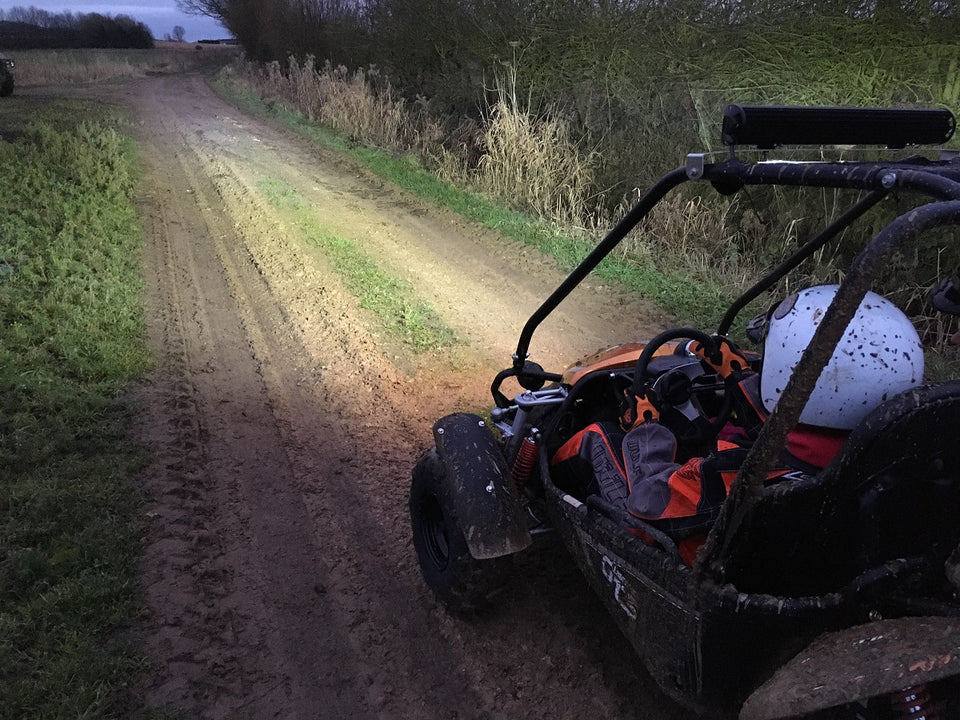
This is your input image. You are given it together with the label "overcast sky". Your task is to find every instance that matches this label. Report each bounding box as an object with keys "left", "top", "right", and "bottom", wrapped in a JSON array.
[{"left": 0, "top": 1, "right": 230, "bottom": 41}]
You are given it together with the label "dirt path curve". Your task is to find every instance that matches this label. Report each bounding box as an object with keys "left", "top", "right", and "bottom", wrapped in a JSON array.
[{"left": 124, "top": 71, "right": 685, "bottom": 719}]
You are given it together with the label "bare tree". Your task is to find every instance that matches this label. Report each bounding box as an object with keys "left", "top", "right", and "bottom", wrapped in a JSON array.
[
  {"left": 172, "top": 25, "right": 187, "bottom": 41},
  {"left": 176, "top": 0, "right": 231, "bottom": 19}
]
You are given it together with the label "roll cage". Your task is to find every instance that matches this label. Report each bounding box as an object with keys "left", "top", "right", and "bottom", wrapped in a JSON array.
[{"left": 490, "top": 103, "right": 960, "bottom": 590}]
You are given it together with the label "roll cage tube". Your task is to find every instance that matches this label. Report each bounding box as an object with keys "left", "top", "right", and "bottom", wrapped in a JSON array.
[
  {"left": 496, "top": 103, "right": 960, "bottom": 396},
  {"left": 710, "top": 158, "right": 960, "bottom": 333},
  {"left": 498, "top": 110, "right": 960, "bottom": 403},
  {"left": 702, "top": 159, "right": 960, "bottom": 200},
  {"left": 491, "top": 166, "right": 691, "bottom": 406},
  {"left": 695, "top": 199, "right": 960, "bottom": 590}
]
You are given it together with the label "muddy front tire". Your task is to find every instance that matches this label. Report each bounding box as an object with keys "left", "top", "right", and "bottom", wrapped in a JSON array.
[{"left": 409, "top": 447, "right": 508, "bottom": 614}]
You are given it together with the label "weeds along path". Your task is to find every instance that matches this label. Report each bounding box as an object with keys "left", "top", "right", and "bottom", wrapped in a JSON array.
[{"left": 126, "top": 72, "right": 683, "bottom": 719}]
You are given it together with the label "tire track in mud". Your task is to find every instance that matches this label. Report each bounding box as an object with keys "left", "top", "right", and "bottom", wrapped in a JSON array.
[
  {"left": 173, "top": 126, "right": 502, "bottom": 718},
  {"left": 136, "top": 135, "right": 360, "bottom": 716},
  {"left": 179, "top": 79, "right": 669, "bottom": 376},
  {"left": 129, "top": 74, "right": 688, "bottom": 720}
]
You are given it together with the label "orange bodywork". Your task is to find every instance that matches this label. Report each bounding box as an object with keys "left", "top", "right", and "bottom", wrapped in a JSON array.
[{"left": 562, "top": 341, "right": 682, "bottom": 386}]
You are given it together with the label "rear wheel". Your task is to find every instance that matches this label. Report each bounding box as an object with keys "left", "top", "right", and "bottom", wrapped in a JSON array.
[
  {"left": 0, "top": 72, "right": 12, "bottom": 97},
  {"left": 409, "top": 447, "right": 508, "bottom": 614}
]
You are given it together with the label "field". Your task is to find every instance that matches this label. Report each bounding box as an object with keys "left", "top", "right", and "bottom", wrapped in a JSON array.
[
  {"left": 0, "top": 94, "right": 150, "bottom": 717},
  {"left": 8, "top": 42, "right": 236, "bottom": 86}
]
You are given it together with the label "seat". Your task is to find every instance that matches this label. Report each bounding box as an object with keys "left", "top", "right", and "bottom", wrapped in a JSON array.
[{"left": 719, "top": 381, "right": 960, "bottom": 596}]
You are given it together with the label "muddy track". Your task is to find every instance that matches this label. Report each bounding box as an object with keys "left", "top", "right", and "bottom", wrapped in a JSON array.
[{"left": 117, "top": 73, "right": 686, "bottom": 719}]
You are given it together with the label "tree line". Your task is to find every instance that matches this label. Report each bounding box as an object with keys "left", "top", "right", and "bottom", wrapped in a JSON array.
[
  {"left": 0, "top": 6, "right": 153, "bottom": 49},
  {"left": 177, "top": 0, "right": 959, "bottom": 69},
  {"left": 176, "top": 0, "right": 960, "bottom": 195},
  {"left": 175, "top": 0, "right": 960, "bottom": 116}
]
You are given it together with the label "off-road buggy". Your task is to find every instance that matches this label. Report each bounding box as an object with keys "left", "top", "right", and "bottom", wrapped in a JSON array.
[
  {"left": 409, "top": 105, "right": 960, "bottom": 718},
  {"left": 0, "top": 53, "right": 14, "bottom": 97}
]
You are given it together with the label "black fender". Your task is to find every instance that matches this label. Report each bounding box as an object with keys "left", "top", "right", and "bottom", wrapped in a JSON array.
[
  {"left": 739, "top": 616, "right": 960, "bottom": 719},
  {"left": 431, "top": 412, "right": 532, "bottom": 560}
]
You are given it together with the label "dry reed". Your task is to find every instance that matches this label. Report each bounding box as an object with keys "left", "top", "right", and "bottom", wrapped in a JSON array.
[
  {"left": 252, "top": 56, "right": 442, "bottom": 156},
  {"left": 470, "top": 63, "right": 597, "bottom": 225}
]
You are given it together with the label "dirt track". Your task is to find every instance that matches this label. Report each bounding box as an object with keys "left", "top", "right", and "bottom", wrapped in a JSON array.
[{"left": 107, "top": 72, "right": 688, "bottom": 719}]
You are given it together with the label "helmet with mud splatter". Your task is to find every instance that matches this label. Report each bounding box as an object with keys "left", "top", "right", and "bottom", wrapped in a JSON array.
[{"left": 760, "top": 284, "right": 924, "bottom": 430}]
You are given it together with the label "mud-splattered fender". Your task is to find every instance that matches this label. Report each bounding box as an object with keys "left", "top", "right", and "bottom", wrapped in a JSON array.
[
  {"left": 432, "top": 413, "right": 532, "bottom": 560},
  {"left": 740, "top": 616, "right": 960, "bottom": 719}
]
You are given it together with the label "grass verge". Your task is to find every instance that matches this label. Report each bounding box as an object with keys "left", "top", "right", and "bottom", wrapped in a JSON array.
[
  {"left": 258, "top": 178, "right": 459, "bottom": 352},
  {"left": 0, "top": 99, "right": 151, "bottom": 718},
  {"left": 212, "top": 71, "right": 734, "bottom": 330}
]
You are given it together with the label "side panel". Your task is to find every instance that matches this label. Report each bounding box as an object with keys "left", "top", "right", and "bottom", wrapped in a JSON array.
[
  {"left": 543, "top": 484, "right": 833, "bottom": 714},
  {"left": 544, "top": 497, "right": 717, "bottom": 712},
  {"left": 433, "top": 413, "right": 532, "bottom": 559}
]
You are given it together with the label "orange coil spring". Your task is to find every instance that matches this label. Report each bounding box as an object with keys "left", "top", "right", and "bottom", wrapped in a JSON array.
[
  {"left": 890, "top": 685, "right": 939, "bottom": 720},
  {"left": 509, "top": 436, "right": 538, "bottom": 488}
]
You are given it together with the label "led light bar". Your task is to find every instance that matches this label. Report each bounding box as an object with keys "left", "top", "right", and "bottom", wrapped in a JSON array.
[{"left": 722, "top": 104, "right": 956, "bottom": 149}]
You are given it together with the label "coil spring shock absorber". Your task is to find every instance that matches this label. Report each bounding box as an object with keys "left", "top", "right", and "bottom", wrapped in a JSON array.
[
  {"left": 890, "top": 684, "right": 939, "bottom": 720},
  {"left": 509, "top": 431, "right": 538, "bottom": 490}
]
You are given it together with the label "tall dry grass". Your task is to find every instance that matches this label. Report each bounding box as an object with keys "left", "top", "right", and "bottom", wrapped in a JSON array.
[
  {"left": 616, "top": 193, "right": 751, "bottom": 280},
  {"left": 250, "top": 56, "right": 442, "bottom": 157},
  {"left": 472, "top": 63, "right": 597, "bottom": 226},
  {"left": 235, "top": 56, "right": 598, "bottom": 228},
  {"left": 228, "top": 55, "right": 853, "bottom": 295}
]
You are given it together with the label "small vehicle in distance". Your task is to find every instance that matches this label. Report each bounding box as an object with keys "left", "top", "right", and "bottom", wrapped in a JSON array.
[
  {"left": 0, "top": 53, "right": 14, "bottom": 97},
  {"left": 409, "top": 104, "right": 960, "bottom": 718}
]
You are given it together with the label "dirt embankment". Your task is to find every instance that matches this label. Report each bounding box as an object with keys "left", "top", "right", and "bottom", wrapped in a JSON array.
[{"left": 105, "top": 72, "right": 685, "bottom": 719}]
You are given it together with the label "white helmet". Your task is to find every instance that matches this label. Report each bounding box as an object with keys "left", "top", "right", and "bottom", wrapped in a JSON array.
[{"left": 761, "top": 285, "right": 923, "bottom": 430}]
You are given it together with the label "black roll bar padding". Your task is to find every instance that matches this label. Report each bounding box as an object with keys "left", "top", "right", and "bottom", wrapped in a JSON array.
[
  {"left": 491, "top": 367, "right": 517, "bottom": 408},
  {"left": 716, "top": 189, "right": 889, "bottom": 336},
  {"left": 694, "top": 199, "right": 960, "bottom": 593},
  {"left": 704, "top": 159, "right": 960, "bottom": 200},
  {"left": 885, "top": 167, "right": 960, "bottom": 201},
  {"left": 510, "top": 166, "right": 690, "bottom": 375},
  {"left": 722, "top": 105, "right": 956, "bottom": 150},
  {"left": 932, "top": 268, "right": 960, "bottom": 315}
]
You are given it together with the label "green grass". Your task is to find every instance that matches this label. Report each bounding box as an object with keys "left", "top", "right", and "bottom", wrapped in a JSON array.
[
  {"left": 0, "top": 100, "right": 151, "bottom": 718},
  {"left": 212, "top": 72, "right": 733, "bottom": 329},
  {"left": 258, "top": 178, "right": 459, "bottom": 352}
]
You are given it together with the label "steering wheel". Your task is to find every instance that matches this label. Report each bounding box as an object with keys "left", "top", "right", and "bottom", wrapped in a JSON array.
[{"left": 631, "top": 328, "right": 735, "bottom": 441}]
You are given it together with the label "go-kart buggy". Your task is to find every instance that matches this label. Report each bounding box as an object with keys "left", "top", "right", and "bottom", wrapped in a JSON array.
[{"left": 409, "top": 105, "right": 960, "bottom": 718}]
